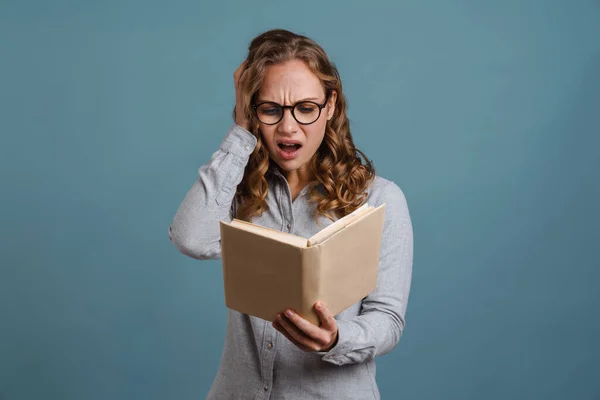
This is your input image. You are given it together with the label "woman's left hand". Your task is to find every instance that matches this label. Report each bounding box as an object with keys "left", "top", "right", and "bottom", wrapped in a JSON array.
[{"left": 272, "top": 301, "right": 338, "bottom": 352}]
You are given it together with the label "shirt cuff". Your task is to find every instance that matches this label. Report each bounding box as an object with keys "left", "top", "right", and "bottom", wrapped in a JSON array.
[
  {"left": 319, "top": 319, "right": 362, "bottom": 365},
  {"left": 219, "top": 124, "right": 257, "bottom": 158}
]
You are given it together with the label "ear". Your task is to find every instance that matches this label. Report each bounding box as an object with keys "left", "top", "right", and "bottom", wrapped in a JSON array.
[{"left": 327, "top": 90, "right": 337, "bottom": 120}]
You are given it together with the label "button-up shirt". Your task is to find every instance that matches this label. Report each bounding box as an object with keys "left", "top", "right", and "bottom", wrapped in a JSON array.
[{"left": 169, "top": 124, "right": 413, "bottom": 399}]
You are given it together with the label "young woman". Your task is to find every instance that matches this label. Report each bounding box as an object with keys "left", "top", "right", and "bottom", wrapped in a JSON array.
[{"left": 169, "top": 29, "right": 413, "bottom": 400}]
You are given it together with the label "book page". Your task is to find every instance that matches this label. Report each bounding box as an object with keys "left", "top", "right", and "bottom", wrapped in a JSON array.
[
  {"left": 307, "top": 203, "right": 372, "bottom": 247},
  {"left": 227, "top": 219, "right": 308, "bottom": 248}
]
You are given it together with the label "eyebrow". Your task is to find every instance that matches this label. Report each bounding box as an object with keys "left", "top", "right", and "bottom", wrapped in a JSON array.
[{"left": 256, "top": 97, "right": 321, "bottom": 104}]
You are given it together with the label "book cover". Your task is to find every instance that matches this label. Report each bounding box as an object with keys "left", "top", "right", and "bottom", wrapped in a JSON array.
[{"left": 219, "top": 204, "right": 386, "bottom": 325}]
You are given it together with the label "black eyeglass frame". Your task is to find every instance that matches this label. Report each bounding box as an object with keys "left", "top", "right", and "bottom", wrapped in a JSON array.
[{"left": 251, "top": 93, "right": 331, "bottom": 125}]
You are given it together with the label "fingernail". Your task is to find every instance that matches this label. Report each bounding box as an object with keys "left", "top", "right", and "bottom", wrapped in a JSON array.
[
  {"left": 316, "top": 302, "right": 322, "bottom": 310},
  {"left": 285, "top": 310, "right": 293, "bottom": 318}
]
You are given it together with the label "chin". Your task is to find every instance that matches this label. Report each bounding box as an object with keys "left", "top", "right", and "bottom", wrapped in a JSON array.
[{"left": 273, "top": 159, "right": 301, "bottom": 172}]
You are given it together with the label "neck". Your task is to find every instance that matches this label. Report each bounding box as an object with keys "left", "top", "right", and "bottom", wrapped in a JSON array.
[
  {"left": 285, "top": 169, "right": 311, "bottom": 188},
  {"left": 280, "top": 164, "right": 315, "bottom": 199}
]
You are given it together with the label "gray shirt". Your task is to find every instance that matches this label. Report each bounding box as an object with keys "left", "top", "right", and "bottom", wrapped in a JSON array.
[{"left": 169, "top": 124, "right": 413, "bottom": 399}]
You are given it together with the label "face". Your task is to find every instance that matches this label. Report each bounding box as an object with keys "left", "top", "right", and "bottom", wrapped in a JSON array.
[{"left": 256, "top": 59, "right": 336, "bottom": 177}]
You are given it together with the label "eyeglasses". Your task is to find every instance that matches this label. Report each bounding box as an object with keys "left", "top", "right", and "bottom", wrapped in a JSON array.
[{"left": 252, "top": 93, "right": 330, "bottom": 125}]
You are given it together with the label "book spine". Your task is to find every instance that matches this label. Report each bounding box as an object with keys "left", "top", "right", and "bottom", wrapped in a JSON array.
[{"left": 300, "top": 246, "right": 323, "bottom": 326}]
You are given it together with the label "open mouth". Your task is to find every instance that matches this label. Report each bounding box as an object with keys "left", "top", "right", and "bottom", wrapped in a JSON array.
[
  {"left": 277, "top": 142, "right": 302, "bottom": 153},
  {"left": 276, "top": 141, "right": 303, "bottom": 160}
]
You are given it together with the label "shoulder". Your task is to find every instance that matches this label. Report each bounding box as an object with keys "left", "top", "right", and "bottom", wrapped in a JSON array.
[
  {"left": 365, "top": 176, "right": 413, "bottom": 244},
  {"left": 367, "top": 175, "right": 409, "bottom": 210}
]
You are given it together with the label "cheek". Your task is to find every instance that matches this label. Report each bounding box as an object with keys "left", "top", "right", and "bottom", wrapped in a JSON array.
[
  {"left": 259, "top": 127, "right": 275, "bottom": 147},
  {"left": 306, "top": 123, "right": 327, "bottom": 149}
]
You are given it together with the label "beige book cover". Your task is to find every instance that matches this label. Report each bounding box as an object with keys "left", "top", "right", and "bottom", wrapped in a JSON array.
[{"left": 219, "top": 203, "right": 386, "bottom": 326}]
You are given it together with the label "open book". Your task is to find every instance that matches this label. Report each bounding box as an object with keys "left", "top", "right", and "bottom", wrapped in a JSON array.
[{"left": 219, "top": 203, "right": 386, "bottom": 325}]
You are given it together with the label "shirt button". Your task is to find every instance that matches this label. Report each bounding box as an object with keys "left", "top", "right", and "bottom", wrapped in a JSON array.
[
  {"left": 263, "top": 386, "right": 269, "bottom": 391},
  {"left": 286, "top": 223, "right": 291, "bottom": 230},
  {"left": 245, "top": 145, "right": 251, "bottom": 152},
  {"left": 267, "top": 342, "right": 273, "bottom": 349}
]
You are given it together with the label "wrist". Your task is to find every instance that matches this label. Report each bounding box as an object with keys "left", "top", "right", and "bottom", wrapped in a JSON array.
[
  {"left": 233, "top": 109, "right": 250, "bottom": 131},
  {"left": 322, "top": 329, "right": 339, "bottom": 352}
]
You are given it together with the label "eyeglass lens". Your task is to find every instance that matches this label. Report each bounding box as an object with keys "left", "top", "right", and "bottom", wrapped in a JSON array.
[{"left": 255, "top": 101, "right": 322, "bottom": 125}]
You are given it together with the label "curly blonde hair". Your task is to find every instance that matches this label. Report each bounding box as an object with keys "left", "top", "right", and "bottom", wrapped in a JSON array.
[{"left": 234, "top": 29, "right": 375, "bottom": 223}]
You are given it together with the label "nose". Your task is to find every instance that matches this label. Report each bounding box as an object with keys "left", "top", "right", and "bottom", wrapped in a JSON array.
[{"left": 277, "top": 107, "right": 298, "bottom": 135}]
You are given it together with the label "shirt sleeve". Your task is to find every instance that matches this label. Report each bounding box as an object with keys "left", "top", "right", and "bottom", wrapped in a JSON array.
[
  {"left": 321, "top": 181, "right": 414, "bottom": 366},
  {"left": 168, "top": 124, "right": 257, "bottom": 260}
]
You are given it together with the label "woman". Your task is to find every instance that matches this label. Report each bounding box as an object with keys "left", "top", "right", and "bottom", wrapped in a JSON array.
[{"left": 169, "top": 29, "right": 413, "bottom": 400}]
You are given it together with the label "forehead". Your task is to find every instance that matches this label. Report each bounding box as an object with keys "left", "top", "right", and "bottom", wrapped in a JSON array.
[{"left": 258, "top": 59, "right": 324, "bottom": 101}]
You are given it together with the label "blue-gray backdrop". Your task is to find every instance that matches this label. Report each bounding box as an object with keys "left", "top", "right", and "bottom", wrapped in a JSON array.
[{"left": 1, "top": 1, "right": 599, "bottom": 399}]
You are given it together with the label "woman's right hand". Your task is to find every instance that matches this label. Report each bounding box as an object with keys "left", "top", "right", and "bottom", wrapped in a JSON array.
[{"left": 234, "top": 60, "right": 250, "bottom": 131}]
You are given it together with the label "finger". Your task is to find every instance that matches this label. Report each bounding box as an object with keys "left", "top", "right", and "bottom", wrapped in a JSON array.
[
  {"left": 314, "top": 301, "right": 337, "bottom": 331},
  {"left": 276, "top": 313, "right": 321, "bottom": 351},
  {"left": 273, "top": 319, "right": 314, "bottom": 352},
  {"left": 234, "top": 59, "right": 247, "bottom": 73},
  {"left": 236, "top": 74, "right": 246, "bottom": 92},
  {"left": 238, "top": 67, "right": 248, "bottom": 83},
  {"left": 283, "top": 309, "right": 328, "bottom": 344},
  {"left": 237, "top": 66, "right": 249, "bottom": 88},
  {"left": 234, "top": 60, "right": 249, "bottom": 83},
  {"left": 272, "top": 320, "right": 313, "bottom": 352}
]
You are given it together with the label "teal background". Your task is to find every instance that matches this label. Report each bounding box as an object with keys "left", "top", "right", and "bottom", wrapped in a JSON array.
[{"left": 1, "top": 0, "right": 599, "bottom": 399}]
